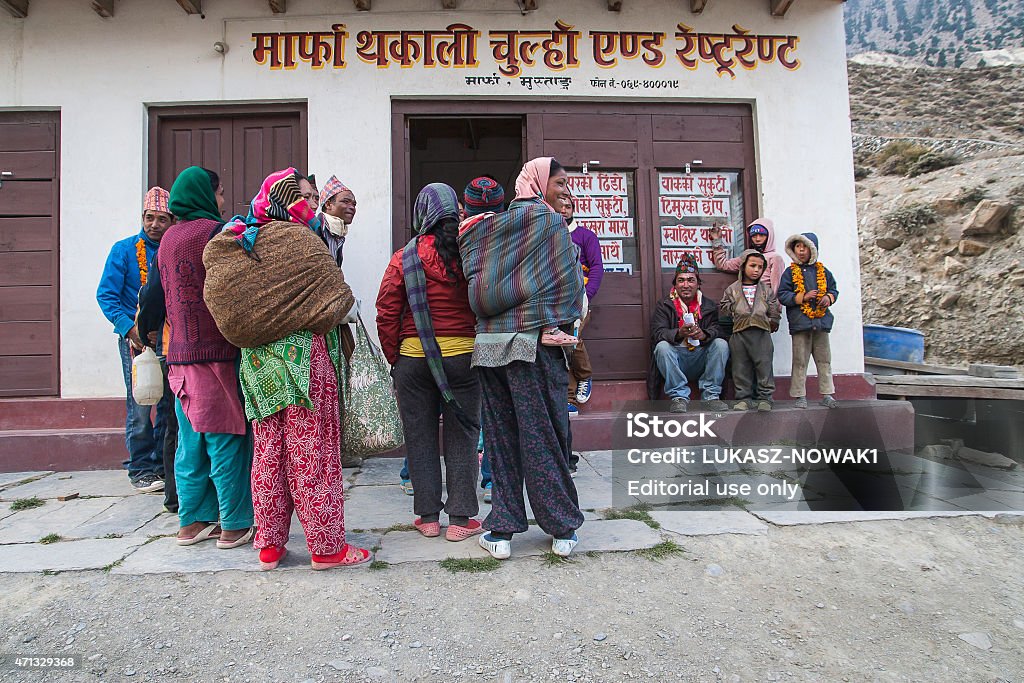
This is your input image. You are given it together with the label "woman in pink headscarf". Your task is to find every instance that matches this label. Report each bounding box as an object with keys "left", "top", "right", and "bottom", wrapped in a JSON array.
[{"left": 458, "top": 157, "right": 587, "bottom": 561}]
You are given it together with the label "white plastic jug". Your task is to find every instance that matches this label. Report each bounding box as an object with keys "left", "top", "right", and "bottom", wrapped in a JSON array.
[{"left": 132, "top": 347, "right": 163, "bottom": 405}]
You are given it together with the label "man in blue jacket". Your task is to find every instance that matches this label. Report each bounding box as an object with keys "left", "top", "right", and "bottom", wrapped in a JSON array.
[{"left": 96, "top": 187, "right": 174, "bottom": 492}]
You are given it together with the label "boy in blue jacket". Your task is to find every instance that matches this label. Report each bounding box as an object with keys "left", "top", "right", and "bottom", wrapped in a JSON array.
[{"left": 777, "top": 233, "right": 839, "bottom": 409}]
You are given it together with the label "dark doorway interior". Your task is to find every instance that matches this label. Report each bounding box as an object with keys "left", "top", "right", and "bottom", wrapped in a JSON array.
[{"left": 407, "top": 117, "right": 523, "bottom": 231}]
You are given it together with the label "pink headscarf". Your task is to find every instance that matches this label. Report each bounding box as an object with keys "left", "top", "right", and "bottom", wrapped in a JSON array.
[{"left": 514, "top": 157, "right": 557, "bottom": 210}]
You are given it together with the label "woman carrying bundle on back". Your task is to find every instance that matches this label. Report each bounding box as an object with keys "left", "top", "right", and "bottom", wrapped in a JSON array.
[
  {"left": 203, "top": 168, "right": 368, "bottom": 571},
  {"left": 459, "top": 157, "right": 587, "bottom": 560}
]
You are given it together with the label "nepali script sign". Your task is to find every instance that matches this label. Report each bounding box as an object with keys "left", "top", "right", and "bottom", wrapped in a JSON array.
[{"left": 250, "top": 21, "right": 800, "bottom": 80}]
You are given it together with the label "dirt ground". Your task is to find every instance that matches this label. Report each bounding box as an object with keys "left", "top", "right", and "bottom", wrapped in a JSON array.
[{"left": 1, "top": 515, "right": 1021, "bottom": 683}]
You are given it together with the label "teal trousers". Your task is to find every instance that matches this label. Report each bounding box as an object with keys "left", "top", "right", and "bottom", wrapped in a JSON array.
[{"left": 174, "top": 398, "right": 254, "bottom": 531}]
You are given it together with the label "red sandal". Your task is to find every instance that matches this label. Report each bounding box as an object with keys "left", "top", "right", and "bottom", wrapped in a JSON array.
[
  {"left": 414, "top": 517, "right": 441, "bottom": 538},
  {"left": 311, "top": 544, "right": 372, "bottom": 570},
  {"left": 446, "top": 518, "right": 484, "bottom": 542},
  {"left": 258, "top": 545, "right": 287, "bottom": 571}
]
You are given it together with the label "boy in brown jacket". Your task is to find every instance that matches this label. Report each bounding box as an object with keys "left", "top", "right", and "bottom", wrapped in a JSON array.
[{"left": 719, "top": 250, "right": 782, "bottom": 411}]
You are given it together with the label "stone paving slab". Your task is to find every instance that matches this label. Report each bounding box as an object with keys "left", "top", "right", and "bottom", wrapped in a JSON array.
[
  {"left": 0, "top": 471, "right": 53, "bottom": 490},
  {"left": 133, "top": 510, "right": 181, "bottom": 538},
  {"left": 350, "top": 457, "right": 404, "bottom": 486},
  {"left": 749, "top": 510, "right": 983, "bottom": 526},
  {"left": 113, "top": 530, "right": 382, "bottom": 574},
  {"left": 651, "top": 510, "right": 769, "bottom": 536},
  {"left": 376, "top": 519, "right": 661, "bottom": 565},
  {"left": 345, "top": 484, "right": 418, "bottom": 531},
  {"left": 66, "top": 495, "right": 165, "bottom": 539},
  {"left": 0, "top": 470, "right": 136, "bottom": 501},
  {"left": 0, "top": 502, "right": 14, "bottom": 523},
  {"left": 0, "top": 498, "right": 119, "bottom": 544},
  {"left": 0, "top": 538, "right": 144, "bottom": 573}
]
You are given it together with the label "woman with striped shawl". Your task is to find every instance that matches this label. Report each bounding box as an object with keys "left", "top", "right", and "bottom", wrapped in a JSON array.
[
  {"left": 375, "top": 183, "right": 483, "bottom": 542},
  {"left": 458, "top": 157, "right": 587, "bottom": 560}
]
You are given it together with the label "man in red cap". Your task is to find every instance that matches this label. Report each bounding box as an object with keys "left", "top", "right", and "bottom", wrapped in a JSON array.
[{"left": 96, "top": 186, "right": 174, "bottom": 492}]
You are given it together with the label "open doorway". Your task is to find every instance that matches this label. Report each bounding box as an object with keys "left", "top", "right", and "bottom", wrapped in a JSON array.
[{"left": 406, "top": 116, "right": 523, "bottom": 235}]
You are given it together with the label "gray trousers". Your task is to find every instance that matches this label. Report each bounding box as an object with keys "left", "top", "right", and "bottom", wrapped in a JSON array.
[
  {"left": 392, "top": 354, "right": 481, "bottom": 520},
  {"left": 790, "top": 330, "right": 834, "bottom": 398},
  {"left": 729, "top": 328, "right": 776, "bottom": 402}
]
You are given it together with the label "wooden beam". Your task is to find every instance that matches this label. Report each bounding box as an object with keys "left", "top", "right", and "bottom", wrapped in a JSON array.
[
  {"left": 91, "top": 0, "right": 113, "bottom": 17},
  {"left": 441, "top": 0, "right": 457, "bottom": 8},
  {"left": 0, "top": 0, "right": 29, "bottom": 18},
  {"left": 175, "top": 0, "right": 201, "bottom": 14},
  {"left": 607, "top": 0, "right": 622, "bottom": 10},
  {"left": 689, "top": 0, "right": 708, "bottom": 13},
  {"left": 268, "top": 0, "right": 285, "bottom": 12},
  {"left": 352, "top": 0, "right": 370, "bottom": 10},
  {"left": 770, "top": 0, "right": 795, "bottom": 16}
]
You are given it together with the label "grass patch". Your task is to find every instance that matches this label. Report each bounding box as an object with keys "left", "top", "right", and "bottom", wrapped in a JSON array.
[
  {"left": 102, "top": 559, "right": 124, "bottom": 573},
  {"left": 10, "top": 497, "right": 45, "bottom": 512},
  {"left": 882, "top": 204, "right": 937, "bottom": 236},
  {"left": 601, "top": 503, "right": 660, "bottom": 529},
  {"left": 384, "top": 523, "right": 416, "bottom": 533},
  {"left": 586, "top": 551, "right": 600, "bottom": 558},
  {"left": 439, "top": 557, "right": 501, "bottom": 573},
  {"left": 103, "top": 533, "right": 123, "bottom": 539},
  {"left": 38, "top": 533, "right": 62, "bottom": 545},
  {"left": 673, "top": 497, "right": 752, "bottom": 509},
  {"left": 955, "top": 185, "right": 988, "bottom": 206},
  {"left": 369, "top": 560, "right": 390, "bottom": 571},
  {"left": 541, "top": 551, "right": 574, "bottom": 567},
  {"left": 638, "top": 539, "right": 685, "bottom": 561}
]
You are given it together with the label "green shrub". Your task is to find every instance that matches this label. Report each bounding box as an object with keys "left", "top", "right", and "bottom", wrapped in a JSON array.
[
  {"left": 882, "top": 204, "right": 938, "bottom": 235},
  {"left": 870, "top": 141, "right": 930, "bottom": 176},
  {"left": 907, "top": 151, "right": 960, "bottom": 177}
]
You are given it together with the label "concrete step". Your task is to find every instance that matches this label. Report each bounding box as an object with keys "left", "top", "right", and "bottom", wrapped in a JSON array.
[
  {"left": 569, "top": 399, "right": 915, "bottom": 453},
  {"left": 0, "top": 428, "right": 124, "bottom": 472},
  {"left": 0, "top": 397, "right": 123, "bottom": 430}
]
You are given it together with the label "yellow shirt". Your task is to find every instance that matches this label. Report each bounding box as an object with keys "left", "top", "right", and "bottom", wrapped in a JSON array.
[{"left": 400, "top": 336, "right": 476, "bottom": 358}]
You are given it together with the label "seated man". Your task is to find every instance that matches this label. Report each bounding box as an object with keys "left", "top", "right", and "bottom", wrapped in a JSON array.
[{"left": 648, "top": 255, "right": 729, "bottom": 413}]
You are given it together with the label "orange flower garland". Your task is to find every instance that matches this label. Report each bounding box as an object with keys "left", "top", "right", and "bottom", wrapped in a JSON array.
[
  {"left": 790, "top": 262, "right": 829, "bottom": 319},
  {"left": 135, "top": 239, "right": 148, "bottom": 286}
]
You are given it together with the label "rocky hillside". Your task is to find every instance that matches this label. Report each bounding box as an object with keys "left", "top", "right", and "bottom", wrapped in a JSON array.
[
  {"left": 844, "top": 0, "right": 1024, "bottom": 67},
  {"left": 850, "top": 63, "right": 1024, "bottom": 366}
]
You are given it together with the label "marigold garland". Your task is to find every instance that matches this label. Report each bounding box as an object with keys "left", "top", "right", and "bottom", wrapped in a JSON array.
[
  {"left": 790, "top": 261, "right": 828, "bottom": 319},
  {"left": 135, "top": 239, "right": 148, "bottom": 286}
]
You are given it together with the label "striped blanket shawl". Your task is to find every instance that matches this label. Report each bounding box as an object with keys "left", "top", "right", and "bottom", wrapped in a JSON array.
[{"left": 459, "top": 197, "right": 584, "bottom": 333}]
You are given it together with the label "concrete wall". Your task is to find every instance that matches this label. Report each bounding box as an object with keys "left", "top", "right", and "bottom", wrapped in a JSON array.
[{"left": 0, "top": 0, "right": 860, "bottom": 398}]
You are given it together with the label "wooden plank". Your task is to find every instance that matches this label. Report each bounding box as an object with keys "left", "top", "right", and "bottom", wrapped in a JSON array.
[
  {"left": 544, "top": 140, "right": 638, "bottom": 167},
  {"left": 651, "top": 115, "right": 744, "bottom": 143},
  {"left": 0, "top": 218, "right": 54, "bottom": 251},
  {"left": 0, "top": 286, "right": 54, "bottom": 322},
  {"left": 0, "top": 123, "right": 55, "bottom": 152},
  {"left": 0, "top": 252, "right": 52, "bottom": 286},
  {"left": 268, "top": 0, "right": 285, "bottom": 12},
  {"left": 0, "top": 321, "right": 55, "bottom": 355},
  {"left": 91, "top": 0, "right": 114, "bottom": 17},
  {"left": 542, "top": 114, "right": 638, "bottom": 142},
  {"left": 585, "top": 305, "right": 644, "bottom": 340},
  {"left": 863, "top": 356, "right": 965, "bottom": 375},
  {"left": 874, "top": 384, "right": 1024, "bottom": 401},
  {"left": 0, "top": 0, "right": 28, "bottom": 18},
  {"left": 586, "top": 338, "right": 649, "bottom": 380},
  {"left": 0, "top": 181, "right": 53, "bottom": 217},
  {"left": 0, "top": 151, "right": 56, "bottom": 180},
  {"left": 175, "top": 0, "right": 201, "bottom": 13},
  {"left": 591, "top": 273, "right": 642, "bottom": 305},
  {"left": 652, "top": 141, "right": 746, "bottom": 168},
  {"left": 690, "top": 0, "right": 708, "bottom": 12},
  {"left": 0, "top": 355, "right": 57, "bottom": 396},
  {"left": 872, "top": 375, "right": 1024, "bottom": 389},
  {"left": 770, "top": 0, "right": 795, "bottom": 16}
]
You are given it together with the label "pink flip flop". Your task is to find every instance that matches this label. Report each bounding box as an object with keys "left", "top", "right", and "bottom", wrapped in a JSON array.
[
  {"left": 446, "top": 519, "right": 484, "bottom": 542},
  {"left": 541, "top": 328, "right": 579, "bottom": 347}
]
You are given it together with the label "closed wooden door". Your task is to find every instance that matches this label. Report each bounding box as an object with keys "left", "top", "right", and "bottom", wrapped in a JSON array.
[
  {"left": 0, "top": 112, "right": 60, "bottom": 397},
  {"left": 150, "top": 105, "right": 307, "bottom": 219}
]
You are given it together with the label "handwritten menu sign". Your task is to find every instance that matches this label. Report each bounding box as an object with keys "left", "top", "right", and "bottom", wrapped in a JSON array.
[
  {"left": 567, "top": 171, "right": 635, "bottom": 268},
  {"left": 657, "top": 172, "right": 742, "bottom": 271}
]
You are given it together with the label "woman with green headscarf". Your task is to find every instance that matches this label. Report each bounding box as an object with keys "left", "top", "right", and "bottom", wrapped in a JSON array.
[{"left": 151, "top": 166, "right": 254, "bottom": 550}]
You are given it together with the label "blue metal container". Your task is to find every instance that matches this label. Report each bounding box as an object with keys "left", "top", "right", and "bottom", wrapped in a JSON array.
[{"left": 863, "top": 324, "right": 925, "bottom": 363}]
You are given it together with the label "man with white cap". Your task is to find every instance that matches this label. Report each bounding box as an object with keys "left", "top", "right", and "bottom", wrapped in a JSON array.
[{"left": 96, "top": 186, "right": 174, "bottom": 492}]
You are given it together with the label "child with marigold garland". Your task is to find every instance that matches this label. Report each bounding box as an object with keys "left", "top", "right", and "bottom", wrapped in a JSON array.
[{"left": 777, "top": 233, "right": 840, "bottom": 409}]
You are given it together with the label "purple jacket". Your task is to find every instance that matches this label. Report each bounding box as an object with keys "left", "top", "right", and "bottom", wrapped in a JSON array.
[{"left": 570, "top": 225, "right": 604, "bottom": 300}]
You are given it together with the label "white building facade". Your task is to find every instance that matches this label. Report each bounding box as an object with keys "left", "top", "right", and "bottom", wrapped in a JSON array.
[{"left": 0, "top": 0, "right": 861, "bottom": 401}]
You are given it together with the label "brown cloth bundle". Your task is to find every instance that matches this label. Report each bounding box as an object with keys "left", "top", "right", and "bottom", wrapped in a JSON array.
[{"left": 203, "top": 220, "right": 355, "bottom": 348}]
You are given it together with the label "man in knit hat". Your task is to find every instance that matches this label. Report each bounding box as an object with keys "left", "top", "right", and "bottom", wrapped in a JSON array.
[
  {"left": 647, "top": 254, "right": 729, "bottom": 413},
  {"left": 96, "top": 186, "right": 174, "bottom": 492},
  {"left": 318, "top": 174, "right": 356, "bottom": 267}
]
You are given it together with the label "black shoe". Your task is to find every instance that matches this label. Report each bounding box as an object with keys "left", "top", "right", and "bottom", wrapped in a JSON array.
[
  {"left": 132, "top": 474, "right": 165, "bottom": 493},
  {"left": 670, "top": 397, "right": 689, "bottom": 413}
]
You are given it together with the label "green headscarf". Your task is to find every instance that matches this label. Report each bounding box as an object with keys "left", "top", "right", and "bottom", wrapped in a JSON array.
[{"left": 169, "top": 166, "right": 222, "bottom": 222}]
